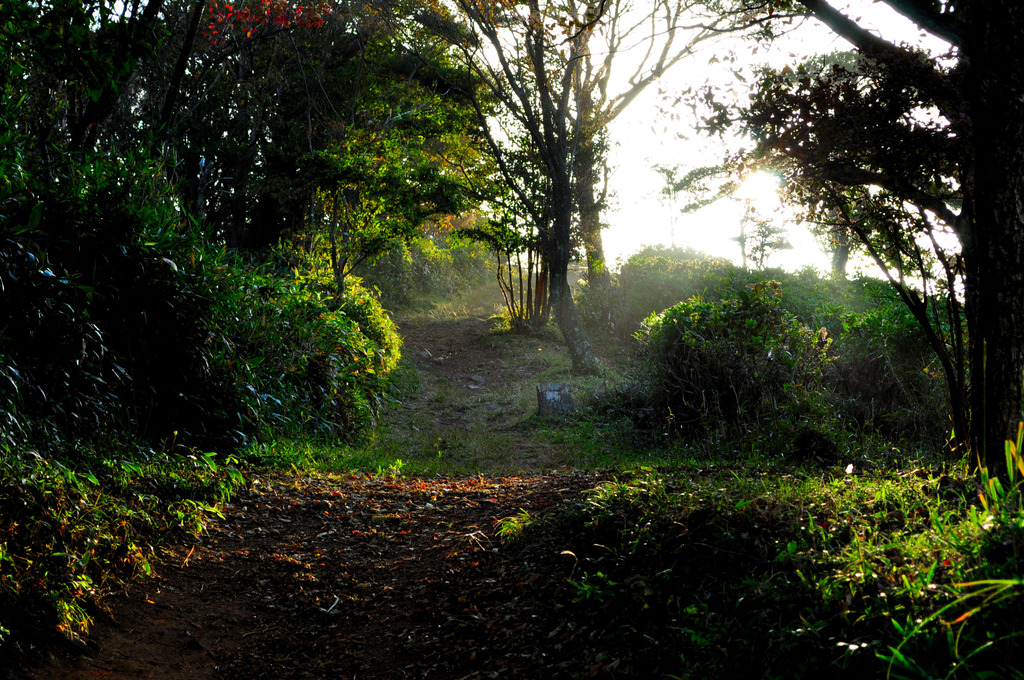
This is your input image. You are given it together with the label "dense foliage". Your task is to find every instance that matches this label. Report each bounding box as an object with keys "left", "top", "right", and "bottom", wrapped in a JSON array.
[
  {"left": 643, "top": 280, "right": 828, "bottom": 437},
  {"left": 578, "top": 247, "right": 949, "bottom": 453},
  {"left": 0, "top": 140, "right": 405, "bottom": 648},
  {"left": 208, "top": 258, "right": 403, "bottom": 443},
  {"left": 0, "top": 0, "right": 437, "bottom": 650}
]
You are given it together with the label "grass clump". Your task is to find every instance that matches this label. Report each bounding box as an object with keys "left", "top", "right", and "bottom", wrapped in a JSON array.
[
  {"left": 493, "top": 456, "right": 1023, "bottom": 678},
  {"left": 0, "top": 446, "right": 243, "bottom": 648}
]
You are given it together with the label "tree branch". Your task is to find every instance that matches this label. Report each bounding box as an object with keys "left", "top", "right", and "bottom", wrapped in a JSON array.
[
  {"left": 813, "top": 163, "right": 961, "bottom": 229},
  {"left": 795, "top": 0, "right": 898, "bottom": 55},
  {"left": 880, "top": 0, "right": 965, "bottom": 47}
]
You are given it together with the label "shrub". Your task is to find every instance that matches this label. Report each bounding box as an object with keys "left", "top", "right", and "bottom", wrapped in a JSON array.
[
  {"left": 642, "top": 280, "right": 828, "bottom": 437},
  {"left": 353, "top": 233, "right": 490, "bottom": 310},
  {"left": 0, "top": 142, "right": 241, "bottom": 450},
  {"left": 586, "top": 249, "right": 949, "bottom": 450},
  {"left": 827, "top": 298, "right": 948, "bottom": 448},
  {"left": 576, "top": 246, "right": 737, "bottom": 341},
  {"left": 209, "top": 263, "right": 402, "bottom": 444},
  {"left": 578, "top": 246, "right": 889, "bottom": 344},
  {"left": 766, "top": 266, "right": 872, "bottom": 332},
  {"left": 0, "top": 446, "right": 242, "bottom": 652},
  {"left": 0, "top": 121, "right": 403, "bottom": 447},
  {"left": 336, "top": 280, "right": 402, "bottom": 375}
]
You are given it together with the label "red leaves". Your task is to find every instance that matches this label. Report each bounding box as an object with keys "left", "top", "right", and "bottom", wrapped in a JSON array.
[{"left": 201, "top": 0, "right": 331, "bottom": 46}]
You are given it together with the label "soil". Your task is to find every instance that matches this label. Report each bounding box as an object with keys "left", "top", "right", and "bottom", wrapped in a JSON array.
[{"left": 10, "top": 315, "right": 609, "bottom": 680}]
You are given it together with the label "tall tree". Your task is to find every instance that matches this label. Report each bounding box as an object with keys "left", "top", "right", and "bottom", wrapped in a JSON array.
[
  {"left": 570, "top": 0, "right": 801, "bottom": 285},
  {"left": 140, "top": 0, "right": 370, "bottom": 248},
  {"left": 421, "top": 0, "right": 600, "bottom": 370},
  {"left": 130, "top": 0, "right": 485, "bottom": 255},
  {"left": 571, "top": 0, "right": 717, "bottom": 285},
  {"left": 747, "top": 0, "right": 1024, "bottom": 473},
  {"left": 1, "top": 0, "right": 167, "bottom": 159}
]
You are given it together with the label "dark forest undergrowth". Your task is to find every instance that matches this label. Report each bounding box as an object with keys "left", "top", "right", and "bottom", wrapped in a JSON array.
[
  {"left": 5, "top": 2, "right": 1024, "bottom": 676},
  {"left": 6, "top": 299, "right": 1024, "bottom": 680}
]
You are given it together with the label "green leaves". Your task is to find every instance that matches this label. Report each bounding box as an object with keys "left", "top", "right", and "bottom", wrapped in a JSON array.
[
  {"left": 0, "top": 448, "right": 243, "bottom": 647},
  {"left": 208, "top": 260, "right": 402, "bottom": 443},
  {"left": 645, "top": 279, "right": 826, "bottom": 433},
  {"left": 304, "top": 126, "right": 475, "bottom": 296}
]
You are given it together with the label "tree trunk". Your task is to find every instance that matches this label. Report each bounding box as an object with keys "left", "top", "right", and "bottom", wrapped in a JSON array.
[
  {"left": 579, "top": 200, "right": 608, "bottom": 285},
  {"left": 965, "top": 1, "right": 1024, "bottom": 473},
  {"left": 573, "top": 82, "right": 610, "bottom": 288},
  {"left": 547, "top": 178, "right": 598, "bottom": 373},
  {"left": 534, "top": 254, "right": 550, "bottom": 325},
  {"left": 575, "top": 129, "right": 610, "bottom": 287},
  {"left": 830, "top": 226, "right": 850, "bottom": 278},
  {"left": 549, "top": 262, "right": 598, "bottom": 373},
  {"left": 155, "top": 0, "right": 206, "bottom": 148}
]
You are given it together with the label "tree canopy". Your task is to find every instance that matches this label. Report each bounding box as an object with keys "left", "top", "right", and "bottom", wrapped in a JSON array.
[{"left": 729, "top": 0, "right": 1024, "bottom": 474}]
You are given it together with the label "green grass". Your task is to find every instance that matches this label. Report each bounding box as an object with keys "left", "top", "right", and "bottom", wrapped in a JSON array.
[
  {"left": 0, "top": 446, "right": 243, "bottom": 647},
  {"left": 481, "top": 458, "right": 1022, "bottom": 679}
]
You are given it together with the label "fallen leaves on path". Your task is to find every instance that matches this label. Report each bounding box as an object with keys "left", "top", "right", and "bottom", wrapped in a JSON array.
[
  {"left": 22, "top": 470, "right": 604, "bottom": 680},
  {"left": 221, "top": 471, "right": 600, "bottom": 679}
]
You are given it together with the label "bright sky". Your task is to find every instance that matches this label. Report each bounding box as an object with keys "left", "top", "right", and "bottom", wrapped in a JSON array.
[{"left": 599, "top": 0, "right": 950, "bottom": 273}]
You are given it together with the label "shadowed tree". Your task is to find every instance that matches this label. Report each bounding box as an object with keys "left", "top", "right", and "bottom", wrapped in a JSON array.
[
  {"left": 419, "top": 0, "right": 601, "bottom": 370},
  {"left": 741, "top": 0, "right": 1024, "bottom": 474},
  {"left": 420, "top": 0, "right": 798, "bottom": 369}
]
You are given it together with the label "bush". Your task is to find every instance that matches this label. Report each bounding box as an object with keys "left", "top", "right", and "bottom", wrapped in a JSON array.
[
  {"left": 577, "top": 246, "right": 737, "bottom": 340},
  {"left": 208, "top": 263, "right": 402, "bottom": 443},
  {"left": 0, "top": 89, "right": 402, "bottom": 653},
  {"left": 827, "top": 298, "right": 948, "bottom": 448},
  {"left": 578, "top": 246, "right": 889, "bottom": 344},
  {"left": 336, "top": 281, "right": 403, "bottom": 375},
  {"left": 642, "top": 280, "right": 829, "bottom": 437},
  {"left": 353, "top": 233, "right": 490, "bottom": 310},
  {"left": 0, "top": 143, "right": 240, "bottom": 450},
  {"left": 584, "top": 248, "right": 950, "bottom": 450},
  {"left": 765, "top": 266, "right": 873, "bottom": 332}
]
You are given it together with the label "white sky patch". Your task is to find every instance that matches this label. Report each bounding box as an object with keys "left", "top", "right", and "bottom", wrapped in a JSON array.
[{"left": 599, "top": 0, "right": 952, "bottom": 272}]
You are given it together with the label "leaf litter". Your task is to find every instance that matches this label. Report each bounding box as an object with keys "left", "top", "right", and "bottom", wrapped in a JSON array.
[
  {"left": 16, "top": 469, "right": 609, "bottom": 679},
  {"left": 11, "top": 317, "right": 630, "bottom": 679}
]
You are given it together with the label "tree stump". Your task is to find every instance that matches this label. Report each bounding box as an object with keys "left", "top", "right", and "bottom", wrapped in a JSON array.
[{"left": 537, "top": 383, "right": 575, "bottom": 417}]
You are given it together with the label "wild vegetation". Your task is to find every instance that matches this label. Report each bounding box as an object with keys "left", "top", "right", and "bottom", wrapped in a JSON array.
[{"left": 3, "top": 1, "right": 1024, "bottom": 678}]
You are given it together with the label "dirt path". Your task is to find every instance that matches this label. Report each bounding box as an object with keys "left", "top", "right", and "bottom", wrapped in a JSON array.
[
  {"left": 18, "top": 471, "right": 598, "bottom": 680},
  {"left": 14, "top": 316, "right": 604, "bottom": 679},
  {"left": 383, "top": 314, "right": 584, "bottom": 471}
]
